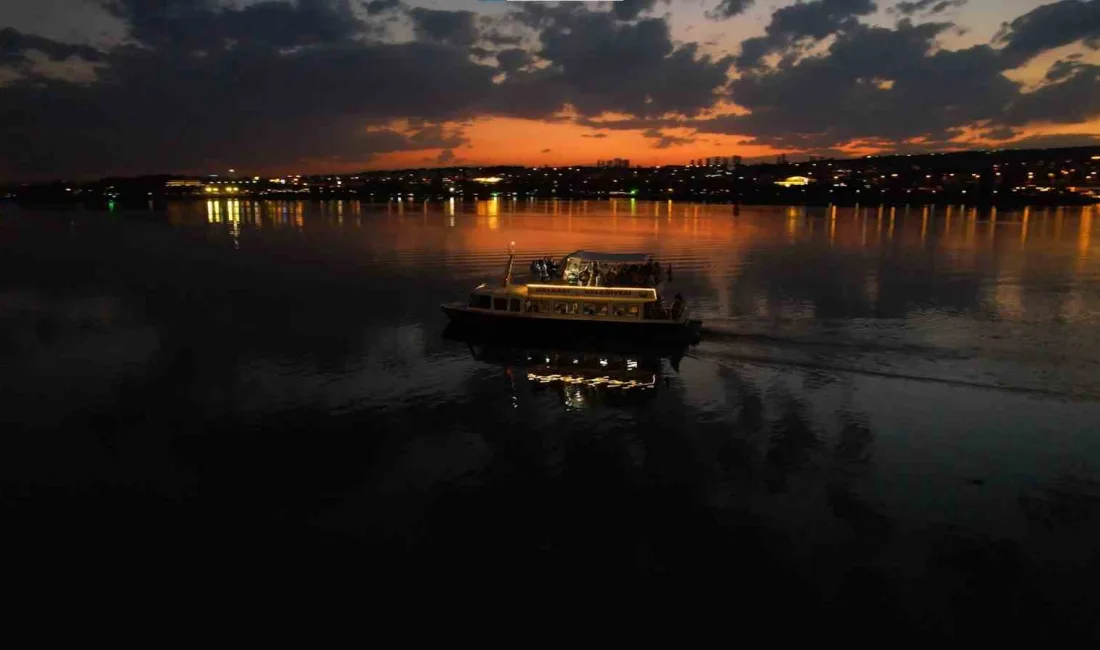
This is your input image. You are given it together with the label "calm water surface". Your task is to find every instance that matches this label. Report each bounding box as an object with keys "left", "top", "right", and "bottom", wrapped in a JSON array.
[{"left": 2, "top": 199, "right": 1099, "bottom": 636}]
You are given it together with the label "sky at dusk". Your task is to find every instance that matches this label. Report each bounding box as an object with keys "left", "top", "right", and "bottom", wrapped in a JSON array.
[{"left": 1, "top": 0, "right": 1099, "bottom": 180}]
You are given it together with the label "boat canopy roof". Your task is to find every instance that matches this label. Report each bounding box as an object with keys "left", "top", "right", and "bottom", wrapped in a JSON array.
[{"left": 563, "top": 251, "right": 651, "bottom": 264}]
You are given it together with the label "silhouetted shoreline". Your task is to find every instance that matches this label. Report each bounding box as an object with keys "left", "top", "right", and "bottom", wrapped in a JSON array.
[
  {"left": 4, "top": 145, "right": 1099, "bottom": 209},
  {"left": 4, "top": 192, "right": 1095, "bottom": 211}
]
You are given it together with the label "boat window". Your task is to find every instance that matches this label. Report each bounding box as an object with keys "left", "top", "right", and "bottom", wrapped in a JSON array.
[
  {"left": 596, "top": 303, "right": 609, "bottom": 316},
  {"left": 628, "top": 305, "right": 640, "bottom": 317},
  {"left": 582, "top": 303, "right": 597, "bottom": 316},
  {"left": 470, "top": 294, "right": 491, "bottom": 309},
  {"left": 567, "top": 302, "right": 580, "bottom": 315},
  {"left": 493, "top": 298, "right": 507, "bottom": 311},
  {"left": 526, "top": 301, "right": 539, "bottom": 313},
  {"left": 509, "top": 298, "right": 521, "bottom": 312},
  {"left": 612, "top": 304, "right": 626, "bottom": 317},
  {"left": 554, "top": 302, "right": 569, "bottom": 315}
]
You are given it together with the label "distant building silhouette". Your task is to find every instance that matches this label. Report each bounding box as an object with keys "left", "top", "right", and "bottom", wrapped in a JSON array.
[
  {"left": 698, "top": 156, "right": 739, "bottom": 168},
  {"left": 777, "top": 154, "right": 788, "bottom": 164},
  {"left": 597, "top": 158, "right": 629, "bottom": 168}
]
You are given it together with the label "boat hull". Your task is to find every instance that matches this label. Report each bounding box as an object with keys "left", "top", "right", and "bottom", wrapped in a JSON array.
[{"left": 441, "top": 303, "right": 702, "bottom": 344}]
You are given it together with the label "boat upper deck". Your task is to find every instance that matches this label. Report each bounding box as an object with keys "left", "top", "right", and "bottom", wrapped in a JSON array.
[{"left": 527, "top": 250, "right": 668, "bottom": 290}]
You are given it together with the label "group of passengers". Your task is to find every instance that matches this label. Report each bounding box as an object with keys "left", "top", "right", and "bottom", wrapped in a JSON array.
[
  {"left": 529, "top": 257, "right": 559, "bottom": 281},
  {"left": 573, "top": 259, "right": 669, "bottom": 288}
]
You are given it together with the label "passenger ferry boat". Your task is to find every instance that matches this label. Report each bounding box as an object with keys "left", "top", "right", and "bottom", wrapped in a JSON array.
[{"left": 441, "top": 246, "right": 702, "bottom": 344}]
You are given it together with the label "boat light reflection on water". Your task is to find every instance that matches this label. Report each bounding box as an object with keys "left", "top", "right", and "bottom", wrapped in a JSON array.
[
  {"left": 526, "top": 372, "right": 657, "bottom": 390},
  {"left": 443, "top": 324, "right": 684, "bottom": 407}
]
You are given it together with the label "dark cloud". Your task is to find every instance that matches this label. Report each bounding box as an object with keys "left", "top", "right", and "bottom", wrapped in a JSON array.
[
  {"left": 479, "top": 67, "right": 573, "bottom": 120},
  {"left": 576, "top": 116, "right": 686, "bottom": 130},
  {"left": 581, "top": 133, "right": 609, "bottom": 138},
  {"left": 99, "top": 0, "right": 366, "bottom": 51},
  {"left": 541, "top": 148, "right": 552, "bottom": 153},
  {"left": 405, "top": 124, "right": 468, "bottom": 149},
  {"left": 436, "top": 149, "right": 456, "bottom": 164},
  {"left": 736, "top": 0, "right": 878, "bottom": 69},
  {"left": 699, "top": 4, "right": 1100, "bottom": 153},
  {"left": 699, "top": 20, "right": 1020, "bottom": 148},
  {"left": 995, "top": 0, "right": 1100, "bottom": 68},
  {"left": 361, "top": 127, "right": 465, "bottom": 153},
  {"left": 408, "top": 7, "right": 479, "bottom": 47},
  {"left": 363, "top": 0, "right": 400, "bottom": 15},
  {"left": 0, "top": 27, "right": 104, "bottom": 65},
  {"left": 496, "top": 48, "right": 532, "bottom": 74},
  {"left": 893, "top": 0, "right": 967, "bottom": 16},
  {"left": 512, "top": 2, "right": 588, "bottom": 31},
  {"left": 1000, "top": 61, "right": 1100, "bottom": 126},
  {"left": 1, "top": 2, "right": 495, "bottom": 179},
  {"left": 706, "top": 0, "right": 756, "bottom": 20},
  {"left": 483, "top": 30, "right": 523, "bottom": 47},
  {"left": 643, "top": 128, "right": 695, "bottom": 148},
  {"left": 509, "top": 11, "right": 733, "bottom": 117},
  {"left": 1046, "top": 57, "right": 1089, "bottom": 81},
  {"left": 610, "top": 0, "right": 669, "bottom": 21}
]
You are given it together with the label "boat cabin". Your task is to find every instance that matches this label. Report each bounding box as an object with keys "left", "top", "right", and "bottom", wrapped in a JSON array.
[
  {"left": 467, "top": 283, "right": 657, "bottom": 319},
  {"left": 467, "top": 283, "right": 528, "bottom": 314}
]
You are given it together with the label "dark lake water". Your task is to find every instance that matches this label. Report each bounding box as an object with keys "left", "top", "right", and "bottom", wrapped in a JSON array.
[{"left": 2, "top": 198, "right": 1099, "bottom": 637}]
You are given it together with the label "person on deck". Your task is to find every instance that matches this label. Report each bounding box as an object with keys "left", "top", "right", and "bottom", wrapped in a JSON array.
[
  {"left": 653, "top": 295, "right": 667, "bottom": 319},
  {"left": 671, "top": 294, "right": 685, "bottom": 320}
]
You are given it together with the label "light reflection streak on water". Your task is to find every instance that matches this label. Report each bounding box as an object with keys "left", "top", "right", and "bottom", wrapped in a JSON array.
[
  {"left": 227, "top": 199, "right": 240, "bottom": 248},
  {"left": 1080, "top": 207, "right": 1092, "bottom": 257},
  {"left": 829, "top": 205, "right": 837, "bottom": 247},
  {"left": 206, "top": 199, "right": 221, "bottom": 224},
  {"left": 172, "top": 200, "right": 1100, "bottom": 330}
]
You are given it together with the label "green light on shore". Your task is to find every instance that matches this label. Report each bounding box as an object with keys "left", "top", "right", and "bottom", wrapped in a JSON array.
[
  {"left": 630, "top": 189, "right": 637, "bottom": 195},
  {"left": 108, "top": 200, "right": 116, "bottom": 212}
]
